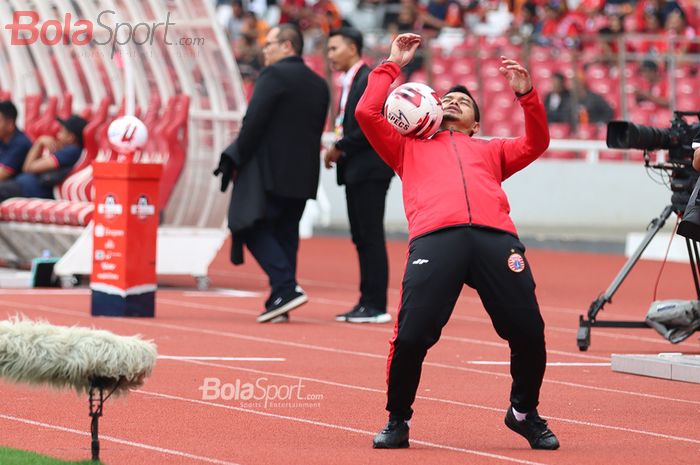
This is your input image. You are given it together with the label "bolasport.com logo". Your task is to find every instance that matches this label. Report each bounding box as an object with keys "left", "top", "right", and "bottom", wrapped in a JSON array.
[
  {"left": 199, "top": 377, "right": 324, "bottom": 409},
  {"left": 3, "top": 10, "right": 205, "bottom": 58}
]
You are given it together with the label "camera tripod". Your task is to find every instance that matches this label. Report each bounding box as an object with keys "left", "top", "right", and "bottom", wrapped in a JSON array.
[{"left": 577, "top": 204, "right": 700, "bottom": 351}]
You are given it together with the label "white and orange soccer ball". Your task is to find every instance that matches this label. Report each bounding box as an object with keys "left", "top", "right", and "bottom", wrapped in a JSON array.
[
  {"left": 383, "top": 82, "right": 443, "bottom": 138},
  {"left": 107, "top": 115, "right": 148, "bottom": 153}
]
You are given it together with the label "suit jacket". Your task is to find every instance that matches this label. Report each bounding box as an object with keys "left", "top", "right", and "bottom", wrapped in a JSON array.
[
  {"left": 230, "top": 55, "right": 330, "bottom": 200},
  {"left": 335, "top": 64, "right": 394, "bottom": 186}
]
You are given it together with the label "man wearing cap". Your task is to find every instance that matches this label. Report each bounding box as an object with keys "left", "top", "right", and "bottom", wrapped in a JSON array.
[
  {"left": 0, "top": 100, "right": 32, "bottom": 181},
  {"left": 0, "top": 114, "right": 86, "bottom": 202}
]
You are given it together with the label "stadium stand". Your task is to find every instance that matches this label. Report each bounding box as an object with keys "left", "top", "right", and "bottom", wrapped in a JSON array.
[{"left": 0, "top": 0, "right": 246, "bottom": 288}]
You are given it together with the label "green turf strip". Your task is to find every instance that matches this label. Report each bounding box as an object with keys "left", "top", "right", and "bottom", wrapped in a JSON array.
[{"left": 0, "top": 447, "right": 102, "bottom": 465}]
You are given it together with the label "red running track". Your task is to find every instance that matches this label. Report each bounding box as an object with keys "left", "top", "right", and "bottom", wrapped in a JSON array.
[{"left": 0, "top": 236, "right": 698, "bottom": 465}]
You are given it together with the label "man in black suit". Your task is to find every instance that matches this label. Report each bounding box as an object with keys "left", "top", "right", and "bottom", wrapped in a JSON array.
[
  {"left": 325, "top": 27, "right": 394, "bottom": 324},
  {"left": 215, "top": 24, "right": 330, "bottom": 323}
]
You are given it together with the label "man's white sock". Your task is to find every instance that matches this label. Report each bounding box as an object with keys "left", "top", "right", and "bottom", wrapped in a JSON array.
[{"left": 512, "top": 407, "right": 528, "bottom": 422}]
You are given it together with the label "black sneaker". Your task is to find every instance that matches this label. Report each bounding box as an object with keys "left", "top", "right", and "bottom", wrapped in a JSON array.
[
  {"left": 257, "top": 290, "right": 308, "bottom": 323},
  {"left": 372, "top": 418, "right": 410, "bottom": 449},
  {"left": 335, "top": 305, "right": 361, "bottom": 322},
  {"left": 345, "top": 306, "right": 392, "bottom": 324},
  {"left": 504, "top": 407, "right": 560, "bottom": 450}
]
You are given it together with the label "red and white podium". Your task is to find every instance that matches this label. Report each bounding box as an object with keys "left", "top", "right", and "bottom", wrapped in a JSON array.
[{"left": 90, "top": 161, "right": 162, "bottom": 317}]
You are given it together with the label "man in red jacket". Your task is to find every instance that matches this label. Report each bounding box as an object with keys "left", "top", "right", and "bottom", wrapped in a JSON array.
[{"left": 356, "top": 33, "right": 559, "bottom": 451}]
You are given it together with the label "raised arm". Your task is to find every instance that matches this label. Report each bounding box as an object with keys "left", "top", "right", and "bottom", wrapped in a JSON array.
[
  {"left": 496, "top": 57, "right": 550, "bottom": 179},
  {"left": 355, "top": 33, "right": 422, "bottom": 175}
]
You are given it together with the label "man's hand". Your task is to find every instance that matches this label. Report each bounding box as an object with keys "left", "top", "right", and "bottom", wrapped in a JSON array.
[
  {"left": 693, "top": 146, "right": 700, "bottom": 172},
  {"left": 36, "top": 135, "right": 58, "bottom": 153},
  {"left": 388, "top": 33, "right": 422, "bottom": 68},
  {"left": 213, "top": 153, "right": 236, "bottom": 192},
  {"left": 324, "top": 145, "right": 343, "bottom": 169},
  {"left": 499, "top": 56, "right": 532, "bottom": 95}
]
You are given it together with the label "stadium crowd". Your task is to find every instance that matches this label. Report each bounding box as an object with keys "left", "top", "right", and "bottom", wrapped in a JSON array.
[{"left": 213, "top": 0, "right": 700, "bottom": 144}]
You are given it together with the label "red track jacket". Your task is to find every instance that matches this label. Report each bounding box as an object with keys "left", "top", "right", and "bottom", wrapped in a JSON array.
[{"left": 355, "top": 62, "right": 550, "bottom": 241}]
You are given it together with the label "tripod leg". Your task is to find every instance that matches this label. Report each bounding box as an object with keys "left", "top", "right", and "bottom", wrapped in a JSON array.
[
  {"left": 89, "top": 384, "right": 104, "bottom": 462},
  {"left": 576, "top": 315, "right": 590, "bottom": 351},
  {"left": 688, "top": 239, "right": 700, "bottom": 299},
  {"left": 588, "top": 204, "right": 674, "bottom": 321},
  {"left": 578, "top": 204, "right": 675, "bottom": 351}
]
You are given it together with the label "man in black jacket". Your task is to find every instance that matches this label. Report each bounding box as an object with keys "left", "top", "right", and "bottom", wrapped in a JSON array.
[
  {"left": 325, "top": 28, "right": 394, "bottom": 324},
  {"left": 215, "top": 24, "right": 330, "bottom": 323}
]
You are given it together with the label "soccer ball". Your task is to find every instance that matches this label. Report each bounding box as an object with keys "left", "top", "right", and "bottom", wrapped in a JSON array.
[
  {"left": 107, "top": 115, "right": 148, "bottom": 153},
  {"left": 383, "top": 82, "right": 443, "bottom": 138}
]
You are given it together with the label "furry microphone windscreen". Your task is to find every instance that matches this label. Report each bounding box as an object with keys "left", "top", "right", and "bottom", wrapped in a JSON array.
[{"left": 0, "top": 317, "right": 157, "bottom": 395}]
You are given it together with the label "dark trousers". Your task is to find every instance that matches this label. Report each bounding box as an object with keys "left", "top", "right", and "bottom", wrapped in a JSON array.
[
  {"left": 244, "top": 195, "right": 307, "bottom": 300},
  {"left": 346, "top": 179, "right": 391, "bottom": 311},
  {"left": 386, "top": 227, "right": 546, "bottom": 421},
  {"left": 0, "top": 180, "right": 22, "bottom": 203}
]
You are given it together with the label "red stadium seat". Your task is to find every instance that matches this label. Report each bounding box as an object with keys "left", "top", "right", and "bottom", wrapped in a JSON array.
[
  {"left": 577, "top": 123, "right": 601, "bottom": 140},
  {"left": 58, "top": 93, "right": 73, "bottom": 120},
  {"left": 543, "top": 150, "right": 580, "bottom": 160},
  {"left": 675, "top": 77, "right": 695, "bottom": 96},
  {"left": 549, "top": 123, "right": 572, "bottom": 139},
  {"left": 23, "top": 95, "right": 42, "bottom": 139},
  {"left": 599, "top": 150, "right": 625, "bottom": 161},
  {"left": 158, "top": 95, "right": 190, "bottom": 209},
  {"left": 452, "top": 58, "right": 475, "bottom": 76}
]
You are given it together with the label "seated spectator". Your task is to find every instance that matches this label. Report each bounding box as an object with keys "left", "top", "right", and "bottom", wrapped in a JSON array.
[
  {"left": 508, "top": 2, "right": 543, "bottom": 44},
  {"left": 596, "top": 14, "right": 633, "bottom": 65},
  {"left": 544, "top": 72, "right": 576, "bottom": 127},
  {"left": 421, "top": 0, "right": 463, "bottom": 37},
  {"left": 603, "top": 0, "right": 634, "bottom": 17},
  {"left": 634, "top": 60, "right": 669, "bottom": 108},
  {"left": 664, "top": 9, "right": 698, "bottom": 58},
  {"left": 217, "top": 0, "right": 245, "bottom": 41},
  {"left": 241, "top": 10, "right": 270, "bottom": 47},
  {"left": 235, "top": 33, "right": 264, "bottom": 81},
  {"left": 635, "top": 8, "right": 667, "bottom": 55},
  {"left": 576, "top": 68, "right": 615, "bottom": 124},
  {"left": 539, "top": 0, "right": 583, "bottom": 48},
  {"left": 632, "top": 0, "right": 685, "bottom": 32},
  {"left": 0, "top": 101, "right": 31, "bottom": 181},
  {"left": 0, "top": 115, "right": 87, "bottom": 202},
  {"left": 387, "top": 0, "right": 420, "bottom": 36}
]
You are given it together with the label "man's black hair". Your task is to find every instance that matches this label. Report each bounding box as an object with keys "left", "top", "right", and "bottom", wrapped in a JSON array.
[
  {"left": 278, "top": 24, "right": 304, "bottom": 56},
  {"left": 0, "top": 100, "right": 18, "bottom": 123},
  {"left": 444, "top": 85, "right": 480, "bottom": 122},
  {"left": 328, "top": 27, "right": 363, "bottom": 55}
]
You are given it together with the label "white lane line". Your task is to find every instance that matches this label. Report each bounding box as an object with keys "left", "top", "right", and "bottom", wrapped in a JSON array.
[
  {"left": 0, "top": 413, "right": 242, "bottom": 465},
  {"left": 182, "top": 289, "right": 261, "bottom": 298},
  {"left": 465, "top": 361, "right": 611, "bottom": 367},
  {"left": 158, "top": 297, "right": 611, "bottom": 362},
  {"left": 158, "top": 356, "right": 285, "bottom": 362},
  {"left": 159, "top": 359, "right": 700, "bottom": 446},
  {"left": 136, "top": 390, "right": 554, "bottom": 465},
  {"left": 0, "top": 289, "right": 90, "bottom": 295},
  {"left": 4, "top": 299, "right": 699, "bottom": 406},
  {"left": 207, "top": 268, "right": 650, "bottom": 321},
  {"left": 0, "top": 286, "right": 665, "bottom": 345}
]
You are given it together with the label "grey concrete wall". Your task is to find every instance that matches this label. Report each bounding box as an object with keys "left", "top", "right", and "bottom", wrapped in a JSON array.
[{"left": 317, "top": 159, "right": 677, "bottom": 239}]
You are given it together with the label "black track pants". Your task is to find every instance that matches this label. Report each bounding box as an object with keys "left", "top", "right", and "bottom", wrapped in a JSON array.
[{"left": 385, "top": 226, "right": 546, "bottom": 421}]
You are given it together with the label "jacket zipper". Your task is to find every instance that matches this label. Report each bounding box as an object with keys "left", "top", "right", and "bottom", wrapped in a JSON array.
[{"left": 449, "top": 129, "right": 472, "bottom": 224}]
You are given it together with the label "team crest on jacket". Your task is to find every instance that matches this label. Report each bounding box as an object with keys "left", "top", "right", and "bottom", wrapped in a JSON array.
[{"left": 507, "top": 253, "right": 525, "bottom": 273}]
